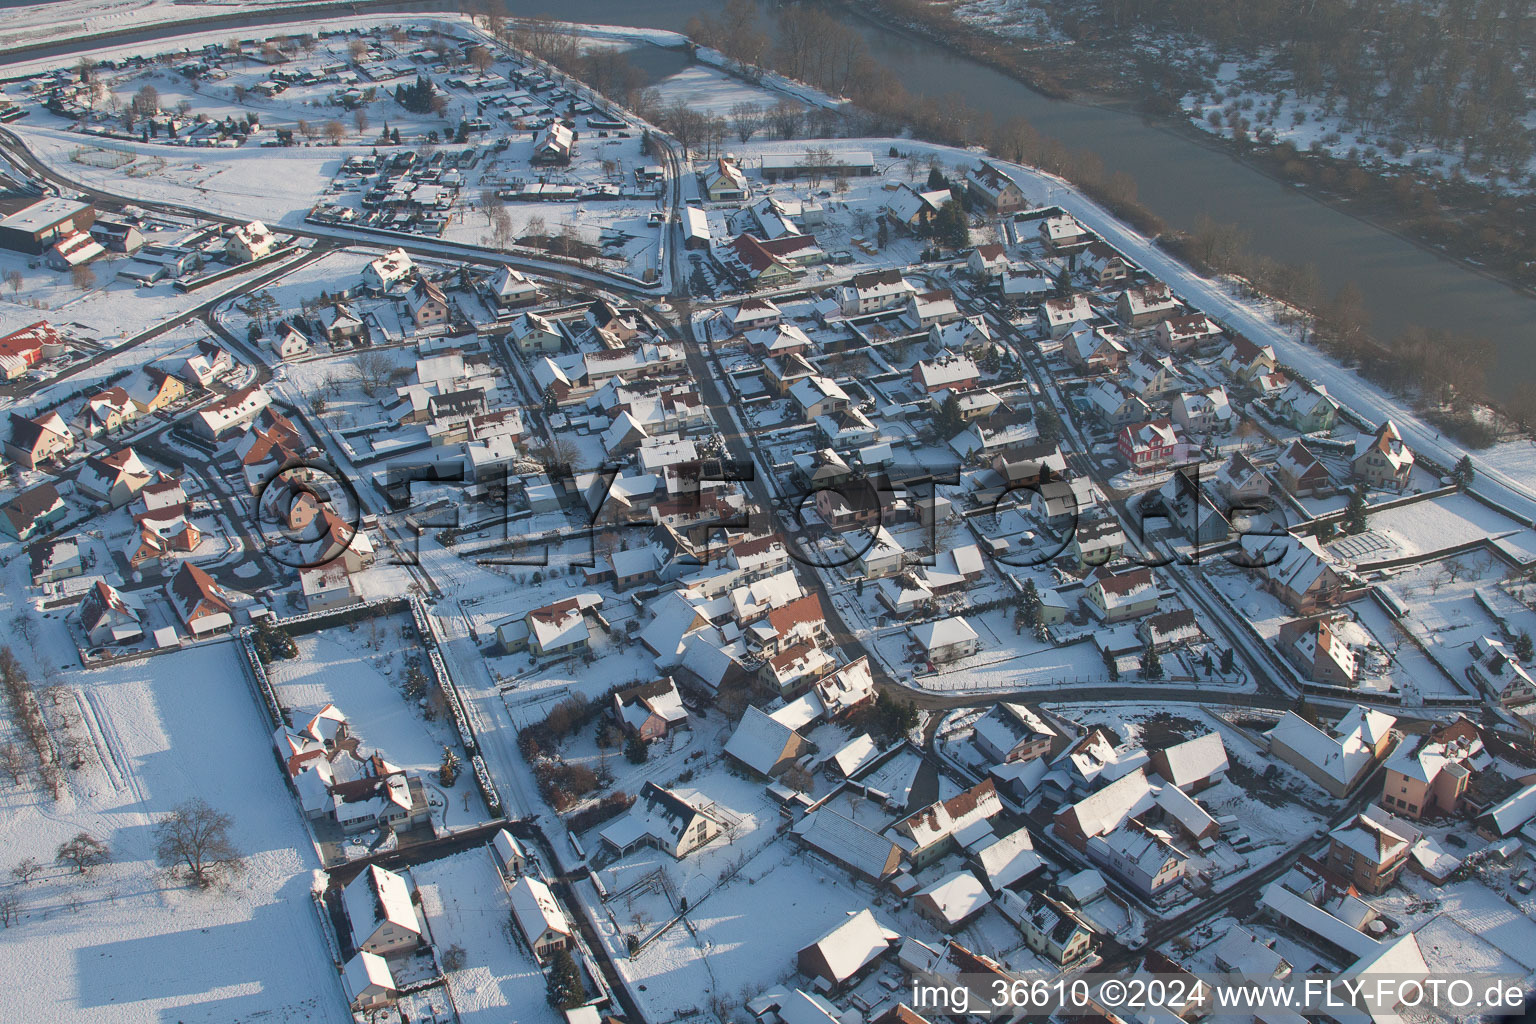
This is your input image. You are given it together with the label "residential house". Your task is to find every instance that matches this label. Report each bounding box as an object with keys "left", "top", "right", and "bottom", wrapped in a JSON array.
[
  {"left": 405, "top": 277, "right": 450, "bottom": 329},
  {"left": 77, "top": 580, "right": 143, "bottom": 646},
  {"left": 1152, "top": 469, "right": 1231, "bottom": 547},
  {"left": 612, "top": 677, "right": 688, "bottom": 741},
  {"left": 1352, "top": 421, "right": 1414, "bottom": 490},
  {"left": 1277, "top": 379, "right": 1340, "bottom": 433},
  {"left": 1, "top": 482, "right": 66, "bottom": 542},
  {"left": 1279, "top": 614, "right": 1359, "bottom": 686},
  {"left": 1073, "top": 517, "right": 1128, "bottom": 568},
  {"left": 1039, "top": 293, "right": 1093, "bottom": 337},
  {"left": 1242, "top": 533, "right": 1348, "bottom": 613},
  {"left": 998, "top": 891, "right": 1093, "bottom": 966},
  {"left": 1118, "top": 419, "right": 1182, "bottom": 473},
  {"left": 1065, "top": 326, "right": 1128, "bottom": 375},
  {"left": 194, "top": 384, "right": 272, "bottom": 441},
  {"left": 914, "top": 351, "right": 980, "bottom": 394},
  {"left": 1080, "top": 242, "right": 1131, "bottom": 285},
  {"left": 73, "top": 386, "right": 143, "bottom": 437},
  {"left": 1156, "top": 313, "right": 1221, "bottom": 354},
  {"left": 797, "top": 909, "right": 900, "bottom": 992},
  {"left": 1213, "top": 450, "right": 1270, "bottom": 508},
  {"left": 182, "top": 341, "right": 236, "bottom": 387},
  {"left": 599, "top": 781, "right": 725, "bottom": 859},
  {"left": 1265, "top": 706, "right": 1397, "bottom": 798},
  {"left": 342, "top": 865, "right": 423, "bottom": 955},
  {"left": 789, "top": 375, "right": 850, "bottom": 419},
  {"left": 1085, "top": 566, "right": 1159, "bottom": 622},
  {"left": 1171, "top": 387, "right": 1234, "bottom": 437},
  {"left": 1125, "top": 351, "right": 1182, "bottom": 397},
  {"left": 838, "top": 269, "right": 915, "bottom": 316},
  {"left": 486, "top": 265, "right": 540, "bottom": 307},
  {"left": 1275, "top": 440, "right": 1331, "bottom": 498},
  {"left": 1086, "top": 379, "right": 1152, "bottom": 429},
  {"left": 29, "top": 535, "right": 82, "bottom": 585},
  {"left": 906, "top": 288, "right": 960, "bottom": 328},
  {"left": 912, "top": 616, "right": 980, "bottom": 665},
  {"left": 1116, "top": 283, "right": 1180, "bottom": 328},
  {"left": 894, "top": 779, "right": 1003, "bottom": 868},
  {"left": 967, "top": 243, "right": 1007, "bottom": 278},
  {"left": 701, "top": 157, "right": 749, "bottom": 201},
  {"left": 509, "top": 875, "right": 572, "bottom": 962},
  {"left": 723, "top": 705, "right": 810, "bottom": 777},
  {"left": 128, "top": 367, "right": 186, "bottom": 413},
  {"left": 76, "top": 447, "right": 153, "bottom": 507},
  {"left": 531, "top": 122, "right": 574, "bottom": 164},
  {"left": 0, "top": 321, "right": 58, "bottom": 379},
  {"left": 225, "top": 220, "right": 275, "bottom": 262},
  {"left": 1324, "top": 812, "right": 1411, "bottom": 894},
  {"left": 1039, "top": 214, "right": 1089, "bottom": 250},
  {"left": 273, "top": 323, "right": 309, "bottom": 359},
  {"left": 1137, "top": 608, "right": 1204, "bottom": 654},
  {"left": 972, "top": 703, "right": 1056, "bottom": 765},
  {"left": 314, "top": 302, "right": 365, "bottom": 344},
  {"left": 1148, "top": 733, "right": 1229, "bottom": 794},
  {"left": 915, "top": 872, "right": 992, "bottom": 931},
  {"left": 299, "top": 564, "right": 354, "bottom": 612},
  {"left": 790, "top": 808, "right": 902, "bottom": 882},
  {"left": 362, "top": 247, "right": 414, "bottom": 292},
  {"left": 6, "top": 410, "right": 74, "bottom": 468},
  {"left": 1221, "top": 335, "right": 1278, "bottom": 383},
  {"left": 1380, "top": 730, "right": 1479, "bottom": 820},
  {"left": 965, "top": 160, "right": 1027, "bottom": 212},
  {"left": 512, "top": 311, "right": 565, "bottom": 353},
  {"left": 165, "top": 562, "right": 234, "bottom": 636},
  {"left": 341, "top": 952, "right": 397, "bottom": 1012},
  {"left": 1467, "top": 635, "right": 1536, "bottom": 706},
  {"left": 883, "top": 184, "right": 950, "bottom": 232}
]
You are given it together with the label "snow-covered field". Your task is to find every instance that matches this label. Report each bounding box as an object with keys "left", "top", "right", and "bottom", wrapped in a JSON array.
[{"left": 0, "top": 642, "right": 348, "bottom": 1024}]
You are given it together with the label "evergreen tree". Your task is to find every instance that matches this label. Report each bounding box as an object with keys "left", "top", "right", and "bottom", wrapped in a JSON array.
[
  {"left": 1219, "top": 648, "right": 1235, "bottom": 674},
  {"left": 1020, "top": 579, "right": 1041, "bottom": 627},
  {"left": 1142, "top": 641, "right": 1163, "bottom": 680},
  {"left": 545, "top": 948, "right": 586, "bottom": 1009},
  {"left": 1452, "top": 455, "right": 1475, "bottom": 487},
  {"left": 925, "top": 166, "right": 948, "bottom": 192},
  {"left": 876, "top": 218, "right": 889, "bottom": 249},
  {"left": 932, "top": 201, "right": 969, "bottom": 249},
  {"left": 438, "top": 746, "right": 460, "bottom": 786},
  {"left": 1103, "top": 647, "right": 1119, "bottom": 682},
  {"left": 624, "top": 735, "right": 648, "bottom": 764},
  {"left": 1516, "top": 632, "right": 1534, "bottom": 662},
  {"left": 935, "top": 392, "right": 965, "bottom": 439},
  {"left": 1343, "top": 485, "right": 1370, "bottom": 535}
]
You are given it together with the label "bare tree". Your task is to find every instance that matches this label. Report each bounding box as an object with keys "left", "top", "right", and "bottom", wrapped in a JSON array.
[
  {"left": 348, "top": 38, "right": 369, "bottom": 62},
  {"left": 351, "top": 350, "right": 392, "bottom": 397},
  {"left": 11, "top": 857, "right": 41, "bottom": 884},
  {"left": 155, "top": 798, "right": 243, "bottom": 888},
  {"left": 468, "top": 45, "right": 494, "bottom": 75},
  {"left": 323, "top": 120, "right": 346, "bottom": 146},
  {"left": 55, "top": 833, "right": 110, "bottom": 875},
  {"left": 4, "top": 269, "right": 23, "bottom": 295},
  {"left": 0, "top": 742, "right": 26, "bottom": 787},
  {"left": 767, "top": 99, "right": 800, "bottom": 139},
  {"left": 353, "top": 109, "right": 369, "bottom": 135},
  {"left": 729, "top": 101, "right": 762, "bottom": 143},
  {"left": 0, "top": 891, "right": 19, "bottom": 928},
  {"left": 71, "top": 264, "right": 96, "bottom": 292}
]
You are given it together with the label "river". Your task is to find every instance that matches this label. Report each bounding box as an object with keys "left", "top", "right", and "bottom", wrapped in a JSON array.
[{"left": 507, "top": 0, "right": 1536, "bottom": 403}]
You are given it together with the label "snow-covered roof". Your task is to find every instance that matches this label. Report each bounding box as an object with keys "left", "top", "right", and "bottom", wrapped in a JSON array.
[
  {"left": 798, "top": 908, "right": 899, "bottom": 984},
  {"left": 972, "top": 828, "right": 1043, "bottom": 890},
  {"left": 792, "top": 808, "right": 900, "bottom": 879},
  {"left": 912, "top": 615, "right": 978, "bottom": 653},
  {"left": 1153, "top": 733, "right": 1228, "bottom": 790},
  {"left": 724, "top": 705, "right": 799, "bottom": 775},
  {"left": 1265, "top": 706, "right": 1396, "bottom": 788},
  {"left": 342, "top": 865, "right": 420, "bottom": 945},
  {"left": 916, "top": 871, "right": 991, "bottom": 925},
  {"left": 509, "top": 875, "right": 570, "bottom": 940}
]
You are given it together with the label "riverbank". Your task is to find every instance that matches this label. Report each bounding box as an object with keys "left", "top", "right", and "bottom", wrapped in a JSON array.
[{"left": 840, "top": 0, "right": 1536, "bottom": 301}]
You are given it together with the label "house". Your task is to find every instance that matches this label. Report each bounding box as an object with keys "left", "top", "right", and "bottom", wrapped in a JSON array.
[
  {"left": 1039, "top": 213, "right": 1088, "bottom": 250},
  {"left": 1039, "top": 293, "right": 1093, "bottom": 337},
  {"left": 791, "top": 807, "right": 902, "bottom": 882},
  {"left": 906, "top": 288, "right": 960, "bottom": 328},
  {"left": 1324, "top": 812, "right": 1411, "bottom": 894},
  {"left": 342, "top": 865, "right": 422, "bottom": 955},
  {"left": 1064, "top": 326, "right": 1127, "bottom": 375},
  {"left": 1476, "top": 783, "right": 1536, "bottom": 839},
  {"left": 970, "top": 828, "right": 1045, "bottom": 892},
  {"left": 86, "top": 219, "right": 144, "bottom": 255},
  {"left": 299, "top": 564, "right": 355, "bottom": 611},
  {"left": 1, "top": 482, "right": 66, "bottom": 542},
  {"left": 1214, "top": 450, "right": 1270, "bottom": 507},
  {"left": 1052, "top": 770, "right": 1204, "bottom": 897},
  {"left": 894, "top": 778, "right": 1003, "bottom": 867},
  {"left": 797, "top": 909, "right": 900, "bottom": 992},
  {"left": 1116, "top": 282, "right": 1180, "bottom": 328},
  {"left": 1171, "top": 386, "right": 1233, "bottom": 436},
  {"left": 509, "top": 875, "right": 572, "bottom": 962},
  {"left": 1137, "top": 608, "right": 1203, "bottom": 654},
  {"left": 1085, "top": 566, "right": 1159, "bottom": 622},
  {"left": 998, "top": 890, "right": 1093, "bottom": 965},
  {"left": 362, "top": 247, "right": 414, "bottom": 292},
  {"left": 724, "top": 705, "right": 810, "bottom": 777},
  {"left": 314, "top": 302, "right": 366, "bottom": 344},
  {"left": 1275, "top": 440, "right": 1331, "bottom": 498},
  {"left": 1125, "top": 351, "right": 1182, "bottom": 397},
  {"left": 1000, "top": 268, "right": 1052, "bottom": 301},
  {"left": 129, "top": 367, "right": 187, "bottom": 414},
  {"left": 523, "top": 596, "right": 594, "bottom": 658},
  {"left": 487, "top": 265, "right": 541, "bottom": 307},
  {"left": 789, "top": 375, "right": 850, "bottom": 419},
  {"left": 972, "top": 703, "right": 1056, "bottom": 765},
  {"left": 1153, "top": 469, "right": 1231, "bottom": 547},
  {"left": 759, "top": 150, "right": 876, "bottom": 181},
  {"left": 599, "top": 781, "right": 725, "bottom": 859},
  {"left": 405, "top": 277, "right": 450, "bottom": 329},
  {"left": 1380, "top": 730, "right": 1478, "bottom": 820},
  {"left": 45, "top": 231, "right": 104, "bottom": 270},
  {"left": 1073, "top": 517, "right": 1128, "bottom": 568},
  {"left": 1352, "top": 421, "right": 1414, "bottom": 490},
  {"left": 722, "top": 233, "right": 795, "bottom": 287},
  {"left": 1156, "top": 313, "right": 1222, "bottom": 353},
  {"left": 76, "top": 447, "right": 153, "bottom": 507},
  {"left": 225, "top": 220, "right": 275, "bottom": 262},
  {"left": 531, "top": 122, "right": 574, "bottom": 164},
  {"left": 1279, "top": 614, "right": 1359, "bottom": 686},
  {"left": 915, "top": 872, "right": 992, "bottom": 931},
  {"left": 883, "top": 184, "right": 950, "bottom": 232},
  {"left": 1277, "top": 378, "right": 1340, "bottom": 432},
  {"left": 492, "top": 829, "right": 527, "bottom": 877},
  {"left": 1213, "top": 927, "right": 1292, "bottom": 980},
  {"left": 0, "top": 321, "right": 59, "bottom": 379},
  {"left": 913, "top": 351, "right": 980, "bottom": 394},
  {"left": 1242, "top": 533, "right": 1348, "bottom": 613},
  {"left": 1221, "top": 335, "right": 1277, "bottom": 382},
  {"left": 1086, "top": 379, "right": 1152, "bottom": 429},
  {"left": 1118, "top": 419, "right": 1182, "bottom": 472},
  {"left": 967, "top": 243, "right": 1007, "bottom": 278},
  {"left": 512, "top": 311, "right": 565, "bottom": 353},
  {"left": 341, "top": 952, "right": 397, "bottom": 1011},
  {"left": 1030, "top": 478, "right": 1101, "bottom": 533},
  {"left": 273, "top": 323, "right": 309, "bottom": 358},
  {"left": 612, "top": 677, "right": 687, "bottom": 741},
  {"left": 1080, "top": 243, "right": 1131, "bottom": 285},
  {"left": 722, "top": 297, "right": 782, "bottom": 334},
  {"left": 29, "top": 535, "right": 82, "bottom": 584},
  {"left": 182, "top": 341, "right": 236, "bottom": 387},
  {"left": 965, "top": 160, "right": 1026, "bottom": 212},
  {"left": 1148, "top": 733, "right": 1228, "bottom": 793},
  {"left": 165, "top": 562, "right": 233, "bottom": 636},
  {"left": 838, "top": 269, "right": 915, "bottom": 316},
  {"left": 702, "top": 157, "right": 749, "bottom": 201},
  {"left": 1467, "top": 635, "right": 1536, "bottom": 706},
  {"left": 747, "top": 322, "right": 813, "bottom": 358},
  {"left": 6, "top": 410, "right": 75, "bottom": 468},
  {"left": 812, "top": 656, "right": 876, "bottom": 717},
  {"left": 77, "top": 581, "right": 143, "bottom": 646},
  {"left": 912, "top": 616, "right": 979, "bottom": 665},
  {"left": 1265, "top": 706, "right": 1397, "bottom": 797},
  {"left": 194, "top": 384, "right": 272, "bottom": 441}
]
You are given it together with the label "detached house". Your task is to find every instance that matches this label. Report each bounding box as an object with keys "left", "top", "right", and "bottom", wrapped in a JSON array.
[
  {"left": 1279, "top": 614, "right": 1359, "bottom": 686},
  {"left": 1352, "top": 421, "right": 1414, "bottom": 490},
  {"left": 972, "top": 703, "right": 1056, "bottom": 765},
  {"left": 1467, "top": 635, "right": 1536, "bottom": 706},
  {"left": 1277, "top": 379, "right": 1340, "bottom": 433},
  {"left": 1221, "top": 335, "right": 1277, "bottom": 383},
  {"left": 76, "top": 447, "right": 153, "bottom": 507},
  {"left": 1064, "top": 326, "right": 1127, "bottom": 375},
  {"left": 531, "top": 122, "right": 574, "bottom": 164},
  {"left": 838, "top": 269, "right": 915, "bottom": 316},
  {"left": 724, "top": 705, "right": 810, "bottom": 777},
  {"left": 127, "top": 367, "right": 187, "bottom": 413},
  {"left": 1275, "top": 439, "right": 1331, "bottom": 498},
  {"left": 166, "top": 561, "right": 234, "bottom": 636},
  {"left": 1116, "top": 282, "right": 1180, "bottom": 328},
  {"left": 1118, "top": 419, "right": 1181, "bottom": 472},
  {"left": 73, "top": 386, "right": 143, "bottom": 437},
  {"left": 965, "top": 160, "right": 1026, "bottom": 212},
  {"left": 913, "top": 351, "right": 980, "bottom": 394},
  {"left": 790, "top": 375, "right": 850, "bottom": 419},
  {"left": 1, "top": 482, "right": 66, "bottom": 542},
  {"left": 1324, "top": 811, "right": 1411, "bottom": 894},
  {"left": 405, "top": 277, "right": 450, "bottom": 329},
  {"left": 342, "top": 865, "right": 423, "bottom": 955},
  {"left": 1039, "top": 213, "right": 1088, "bottom": 250},
  {"left": 797, "top": 910, "right": 900, "bottom": 992},
  {"left": 1085, "top": 566, "right": 1159, "bottom": 622},
  {"left": 1156, "top": 313, "right": 1221, "bottom": 353},
  {"left": 701, "top": 157, "right": 749, "bottom": 201},
  {"left": 194, "top": 384, "right": 272, "bottom": 441},
  {"left": 998, "top": 891, "right": 1093, "bottom": 966},
  {"left": 77, "top": 581, "right": 143, "bottom": 646},
  {"left": 1171, "top": 387, "right": 1233, "bottom": 437},
  {"left": 1265, "top": 706, "right": 1396, "bottom": 798},
  {"left": 967, "top": 243, "right": 1007, "bottom": 278},
  {"left": 509, "top": 875, "right": 572, "bottom": 962},
  {"left": 225, "top": 220, "right": 275, "bottom": 262},
  {"left": 1380, "top": 728, "right": 1479, "bottom": 820},
  {"left": 6, "top": 410, "right": 74, "bottom": 469},
  {"left": 1080, "top": 243, "right": 1131, "bottom": 285},
  {"left": 1242, "top": 533, "right": 1348, "bottom": 613},
  {"left": 612, "top": 677, "right": 688, "bottom": 741},
  {"left": 599, "top": 781, "right": 725, "bottom": 859},
  {"left": 1039, "top": 293, "right": 1093, "bottom": 337},
  {"left": 362, "top": 247, "right": 413, "bottom": 293},
  {"left": 894, "top": 779, "right": 1004, "bottom": 868}
]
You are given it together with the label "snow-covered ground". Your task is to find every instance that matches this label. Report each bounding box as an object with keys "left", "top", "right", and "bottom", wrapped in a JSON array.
[{"left": 0, "top": 641, "right": 348, "bottom": 1024}]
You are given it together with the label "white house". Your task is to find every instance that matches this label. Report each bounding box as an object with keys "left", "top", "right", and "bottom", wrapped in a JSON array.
[
  {"left": 225, "top": 220, "right": 276, "bottom": 262},
  {"left": 362, "top": 247, "right": 414, "bottom": 292},
  {"left": 342, "top": 865, "right": 423, "bottom": 955},
  {"left": 509, "top": 875, "right": 572, "bottom": 962}
]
